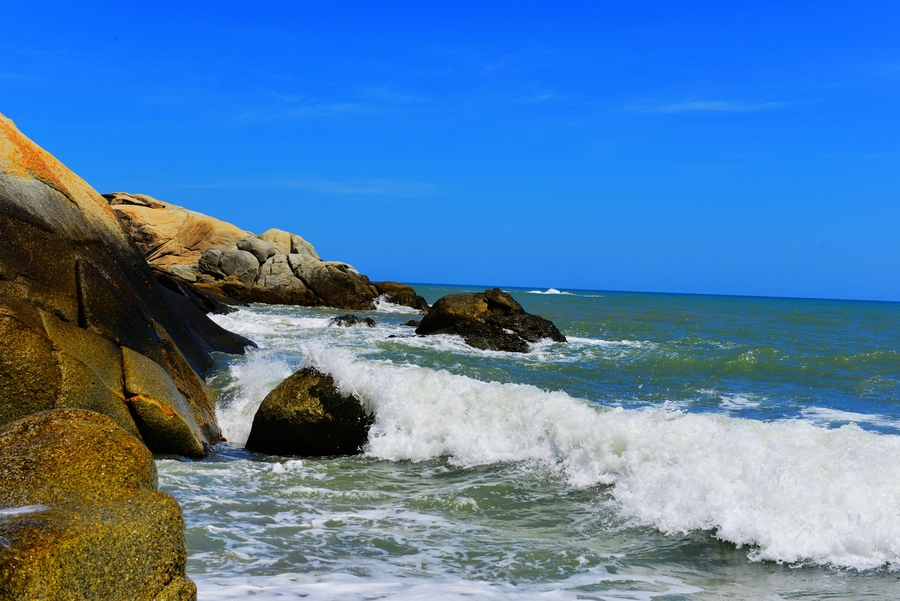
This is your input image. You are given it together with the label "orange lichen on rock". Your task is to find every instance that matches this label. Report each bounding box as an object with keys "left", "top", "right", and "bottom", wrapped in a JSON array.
[{"left": 0, "top": 113, "right": 109, "bottom": 213}]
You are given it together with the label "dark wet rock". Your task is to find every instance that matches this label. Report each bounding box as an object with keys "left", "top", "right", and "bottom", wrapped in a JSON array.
[
  {"left": 401, "top": 319, "right": 421, "bottom": 327},
  {"left": 329, "top": 314, "right": 376, "bottom": 328},
  {"left": 246, "top": 367, "right": 373, "bottom": 457},
  {"left": 0, "top": 409, "right": 195, "bottom": 600},
  {"left": 374, "top": 281, "right": 430, "bottom": 311},
  {"left": 416, "top": 288, "right": 567, "bottom": 353}
]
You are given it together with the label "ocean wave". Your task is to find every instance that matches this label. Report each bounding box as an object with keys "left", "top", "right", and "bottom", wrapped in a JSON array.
[
  {"left": 527, "top": 288, "right": 575, "bottom": 295},
  {"left": 294, "top": 345, "right": 900, "bottom": 571}
]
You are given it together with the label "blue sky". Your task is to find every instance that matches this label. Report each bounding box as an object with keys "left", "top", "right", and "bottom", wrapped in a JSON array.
[{"left": 3, "top": 1, "right": 899, "bottom": 300}]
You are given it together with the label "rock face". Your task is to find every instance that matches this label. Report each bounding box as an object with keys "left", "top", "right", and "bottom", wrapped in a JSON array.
[
  {"left": 0, "top": 409, "right": 195, "bottom": 600},
  {"left": 0, "top": 113, "right": 250, "bottom": 455},
  {"left": 246, "top": 367, "right": 373, "bottom": 457},
  {"left": 109, "top": 193, "right": 420, "bottom": 311},
  {"left": 416, "top": 288, "right": 567, "bottom": 352}
]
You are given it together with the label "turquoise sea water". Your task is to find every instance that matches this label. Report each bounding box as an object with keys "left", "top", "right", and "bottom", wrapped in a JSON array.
[{"left": 157, "top": 286, "right": 900, "bottom": 599}]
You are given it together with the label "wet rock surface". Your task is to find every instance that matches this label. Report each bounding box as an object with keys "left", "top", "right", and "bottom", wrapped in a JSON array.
[
  {"left": 246, "top": 367, "right": 373, "bottom": 457},
  {"left": 416, "top": 288, "right": 567, "bottom": 352},
  {"left": 374, "top": 281, "right": 430, "bottom": 311},
  {"left": 329, "top": 314, "right": 376, "bottom": 327},
  {"left": 0, "top": 409, "right": 195, "bottom": 600}
]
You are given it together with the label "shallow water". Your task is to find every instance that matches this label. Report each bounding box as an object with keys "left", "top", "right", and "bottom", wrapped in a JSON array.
[{"left": 157, "top": 286, "right": 900, "bottom": 599}]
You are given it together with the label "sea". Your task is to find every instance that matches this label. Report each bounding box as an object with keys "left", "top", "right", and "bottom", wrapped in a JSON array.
[{"left": 156, "top": 284, "right": 900, "bottom": 600}]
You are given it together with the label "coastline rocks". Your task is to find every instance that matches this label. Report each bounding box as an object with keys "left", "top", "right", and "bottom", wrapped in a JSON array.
[
  {"left": 373, "top": 281, "right": 430, "bottom": 311},
  {"left": 416, "top": 288, "right": 567, "bottom": 353},
  {"left": 0, "top": 409, "right": 195, "bottom": 600},
  {"left": 329, "top": 314, "right": 375, "bottom": 327},
  {"left": 0, "top": 113, "right": 253, "bottom": 452},
  {"left": 246, "top": 367, "right": 373, "bottom": 457},
  {"left": 108, "top": 192, "right": 403, "bottom": 311}
]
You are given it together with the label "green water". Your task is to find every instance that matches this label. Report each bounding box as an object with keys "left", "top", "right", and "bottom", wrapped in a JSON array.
[{"left": 158, "top": 287, "right": 900, "bottom": 599}]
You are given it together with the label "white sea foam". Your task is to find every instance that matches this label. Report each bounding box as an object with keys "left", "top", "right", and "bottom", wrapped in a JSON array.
[
  {"left": 291, "top": 345, "right": 900, "bottom": 571},
  {"left": 568, "top": 337, "right": 648, "bottom": 349},
  {"left": 210, "top": 308, "right": 900, "bottom": 572},
  {"left": 374, "top": 295, "right": 423, "bottom": 314},
  {"left": 527, "top": 288, "right": 575, "bottom": 295},
  {"left": 799, "top": 406, "right": 897, "bottom": 430},
  {"left": 193, "top": 570, "right": 701, "bottom": 600},
  {"left": 717, "top": 394, "right": 762, "bottom": 410}
]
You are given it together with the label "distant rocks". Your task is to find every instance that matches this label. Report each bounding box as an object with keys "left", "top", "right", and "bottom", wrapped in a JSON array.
[
  {"left": 416, "top": 288, "right": 566, "bottom": 353},
  {"left": 0, "top": 409, "right": 195, "bottom": 600},
  {"left": 107, "top": 192, "right": 428, "bottom": 312},
  {"left": 329, "top": 314, "right": 375, "bottom": 328},
  {"left": 245, "top": 367, "right": 373, "bottom": 457}
]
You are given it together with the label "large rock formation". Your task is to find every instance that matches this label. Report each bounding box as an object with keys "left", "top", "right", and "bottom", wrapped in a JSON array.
[
  {"left": 0, "top": 113, "right": 251, "bottom": 455},
  {"left": 416, "top": 288, "right": 567, "bottom": 352},
  {"left": 108, "top": 193, "right": 424, "bottom": 311},
  {"left": 245, "top": 367, "right": 373, "bottom": 456},
  {"left": 0, "top": 409, "right": 195, "bottom": 600}
]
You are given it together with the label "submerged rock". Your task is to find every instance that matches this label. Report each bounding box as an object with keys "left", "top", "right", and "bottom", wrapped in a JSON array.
[
  {"left": 329, "top": 314, "right": 376, "bottom": 327},
  {"left": 0, "top": 409, "right": 195, "bottom": 600},
  {"left": 246, "top": 367, "right": 373, "bottom": 457},
  {"left": 416, "top": 288, "right": 566, "bottom": 352}
]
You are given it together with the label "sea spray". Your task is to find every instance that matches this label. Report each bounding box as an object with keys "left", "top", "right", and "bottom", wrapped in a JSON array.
[{"left": 191, "top": 290, "right": 900, "bottom": 598}]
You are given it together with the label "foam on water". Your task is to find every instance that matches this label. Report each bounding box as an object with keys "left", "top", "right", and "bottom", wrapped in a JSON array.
[
  {"left": 192, "top": 570, "right": 701, "bottom": 601},
  {"left": 373, "top": 295, "right": 423, "bottom": 314},
  {"left": 528, "top": 288, "right": 575, "bottom": 295},
  {"left": 209, "top": 306, "right": 900, "bottom": 572}
]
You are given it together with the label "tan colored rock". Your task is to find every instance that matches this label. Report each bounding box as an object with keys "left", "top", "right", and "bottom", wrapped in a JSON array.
[
  {"left": 0, "top": 409, "right": 196, "bottom": 600},
  {"left": 108, "top": 193, "right": 386, "bottom": 310},
  {"left": 110, "top": 195, "right": 251, "bottom": 271},
  {"left": 40, "top": 310, "right": 143, "bottom": 442},
  {"left": 259, "top": 228, "right": 319, "bottom": 260},
  {"left": 0, "top": 112, "right": 254, "bottom": 452},
  {"left": 122, "top": 348, "right": 205, "bottom": 458}
]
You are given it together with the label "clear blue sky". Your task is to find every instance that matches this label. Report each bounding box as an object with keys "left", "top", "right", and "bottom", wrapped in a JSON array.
[{"left": 3, "top": 1, "right": 898, "bottom": 301}]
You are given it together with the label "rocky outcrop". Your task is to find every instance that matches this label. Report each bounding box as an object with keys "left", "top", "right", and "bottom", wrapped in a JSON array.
[
  {"left": 0, "top": 409, "right": 195, "bottom": 600},
  {"left": 245, "top": 367, "right": 373, "bottom": 457},
  {"left": 0, "top": 113, "right": 250, "bottom": 454},
  {"left": 108, "top": 193, "right": 401, "bottom": 311},
  {"left": 329, "top": 315, "right": 375, "bottom": 327},
  {"left": 416, "top": 288, "right": 567, "bottom": 352},
  {"left": 373, "top": 281, "right": 430, "bottom": 311}
]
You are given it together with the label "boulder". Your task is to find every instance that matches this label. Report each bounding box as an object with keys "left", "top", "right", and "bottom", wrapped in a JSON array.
[
  {"left": 329, "top": 314, "right": 375, "bottom": 327},
  {"left": 0, "top": 409, "right": 195, "bottom": 600},
  {"left": 374, "top": 281, "right": 430, "bottom": 311},
  {"left": 245, "top": 367, "right": 373, "bottom": 457},
  {"left": 0, "top": 112, "right": 253, "bottom": 451},
  {"left": 108, "top": 192, "right": 407, "bottom": 311},
  {"left": 236, "top": 235, "right": 276, "bottom": 264},
  {"left": 259, "top": 228, "right": 319, "bottom": 260},
  {"left": 416, "top": 288, "right": 567, "bottom": 353}
]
